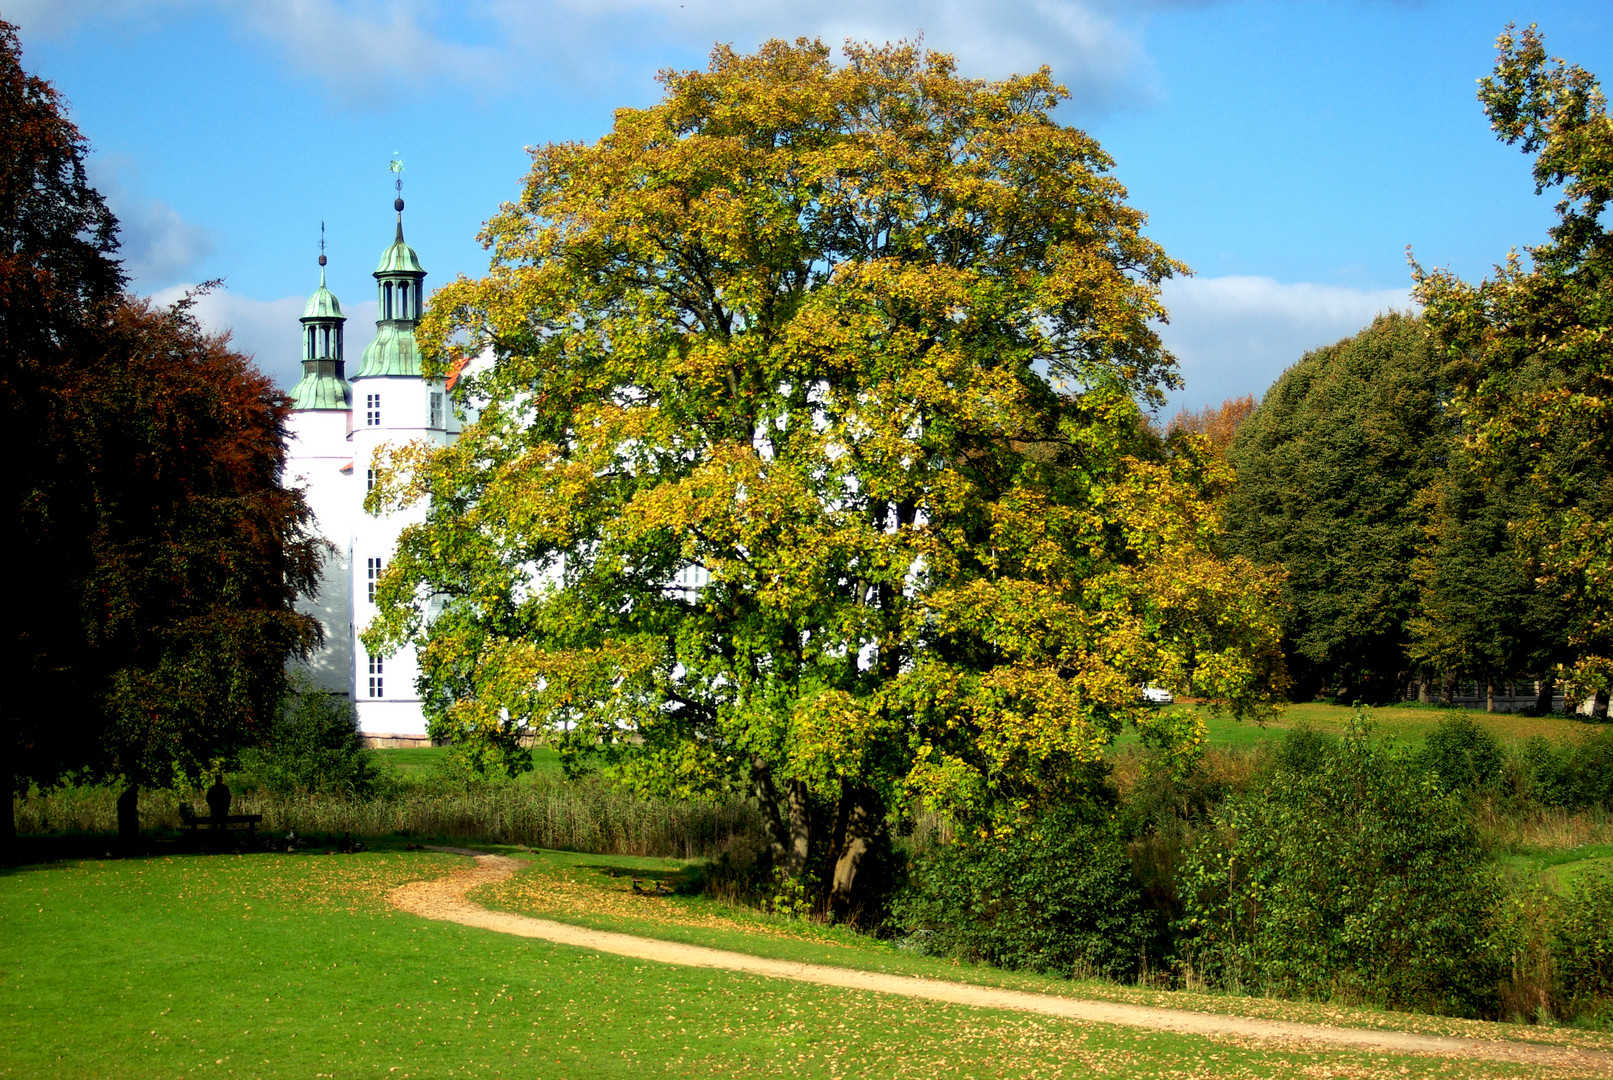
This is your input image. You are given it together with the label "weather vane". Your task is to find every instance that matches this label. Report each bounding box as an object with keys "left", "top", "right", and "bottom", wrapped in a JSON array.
[
  {"left": 318, "top": 220, "right": 327, "bottom": 268},
  {"left": 389, "top": 155, "right": 405, "bottom": 213}
]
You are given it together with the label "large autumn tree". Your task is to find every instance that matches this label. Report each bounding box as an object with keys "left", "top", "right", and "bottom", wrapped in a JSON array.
[
  {"left": 0, "top": 18, "right": 122, "bottom": 845},
  {"left": 85, "top": 298, "right": 324, "bottom": 839},
  {"left": 1415, "top": 24, "right": 1613, "bottom": 705},
  {"left": 371, "top": 39, "right": 1285, "bottom": 915},
  {"left": 0, "top": 20, "right": 323, "bottom": 845}
]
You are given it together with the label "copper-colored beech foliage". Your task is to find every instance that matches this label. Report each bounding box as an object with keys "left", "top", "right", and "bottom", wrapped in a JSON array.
[
  {"left": 370, "top": 40, "right": 1285, "bottom": 913},
  {"left": 1168, "top": 395, "right": 1255, "bottom": 459},
  {"left": 0, "top": 20, "right": 321, "bottom": 843},
  {"left": 87, "top": 299, "right": 323, "bottom": 835}
]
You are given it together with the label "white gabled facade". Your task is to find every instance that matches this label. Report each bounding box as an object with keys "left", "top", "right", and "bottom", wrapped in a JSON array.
[
  {"left": 283, "top": 196, "right": 456, "bottom": 743},
  {"left": 348, "top": 373, "right": 459, "bottom": 738}
]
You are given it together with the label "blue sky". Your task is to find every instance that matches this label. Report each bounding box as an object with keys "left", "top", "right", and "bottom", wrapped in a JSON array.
[{"left": 10, "top": 0, "right": 1611, "bottom": 412}]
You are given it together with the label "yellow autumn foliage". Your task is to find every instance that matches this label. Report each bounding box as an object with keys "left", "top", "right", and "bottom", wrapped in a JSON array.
[{"left": 365, "top": 39, "right": 1285, "bottom": 905}]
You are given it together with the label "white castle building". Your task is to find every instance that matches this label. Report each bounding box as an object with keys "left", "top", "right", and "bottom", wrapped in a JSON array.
[{"left": 283, "top": 195, "right": 457, "bottom": 746}]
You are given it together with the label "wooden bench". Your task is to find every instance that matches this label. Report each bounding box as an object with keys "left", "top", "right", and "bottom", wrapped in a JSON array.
[{"left": 178, "top": 804, "right": 263, "bottom": 836}]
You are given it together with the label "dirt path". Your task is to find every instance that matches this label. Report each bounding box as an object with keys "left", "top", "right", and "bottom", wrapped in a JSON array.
[{"left": 392, "top": 848, "right": 1612, "bottom": 1073}]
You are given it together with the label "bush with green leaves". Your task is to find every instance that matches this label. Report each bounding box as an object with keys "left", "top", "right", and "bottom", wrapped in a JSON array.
[
  {"left": 239, "top": 682, "right": 386, "bottom": 798},
  {"left": 1272, "top": 722, "right": 1336, "bottom": 776},
  {"left": 1415, "top": 715, "right": 1505, "bottom": 794},
  {"left": 894, "top": 809, "right": 1158, "bottom": 979},
  {"left": 1177, "top": 722, "right": 1503, "bottom": 1015},
  {"left": 1553, "top": 873, "right": 1613, "bottom": 1025},
  {"left": 1511, "top": 728, "right": 1613, "bottom": 809}
]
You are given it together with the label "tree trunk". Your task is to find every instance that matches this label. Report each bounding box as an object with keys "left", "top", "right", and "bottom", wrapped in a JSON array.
[
  {"left": 1440, "top": 671, "right": 1455, "bottom": 706},
  {"left": 1, "top": 740, "right": 14, "bottom": 860},
  {"left": 828, "top": 787, "right": 881, "bottom": 923},
  {"left": 786, "top": 779, "right": 811, "bottom": 878},
  {"left": 749, "top": 759, "right": 789, "bottom": 868},
  {"left": 1596, "top": 690, "right": 1609, "bottom": 721},
  {"left": 116, "top": 782, "right": 139, "bottom": 846},
  {"left": 1487, "top": 674, "right": 1496, "bottom": 713},
  {"left": 1536, "top": 675, "right": 1555, "bottom": 714},
  {"left": 1417, "top": 673, "right": 1432, "bottom": 704}
]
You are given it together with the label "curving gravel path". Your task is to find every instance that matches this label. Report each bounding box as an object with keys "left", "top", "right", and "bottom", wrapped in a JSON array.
[{"left": 390, "top": 848, "right": 1613, "bottom": 1074}]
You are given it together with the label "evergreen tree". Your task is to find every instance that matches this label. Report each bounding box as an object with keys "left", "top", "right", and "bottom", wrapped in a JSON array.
[
  {"left": 1224, "top": 313, "right": 1441, "bottom": 702},
  {"left": 1415, "top": 24, "right": 1613, "bottom": 706},
  {"left": 1408, "top": 441, "right": 1571, "bottom": 708}
]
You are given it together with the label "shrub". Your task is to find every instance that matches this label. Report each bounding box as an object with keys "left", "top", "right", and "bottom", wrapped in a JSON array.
[
  {"left": 1177, "top": 722, "right": 1504, "bottom": 1015},
  {"left": 1415, "top": 715, "right": 1505, "bottom": 794},
  {"left": 239, "top": 683, "right": 386, "bottom": 797},
  {"left": 1565, "top": 729, "right": 1613, "bottom": 809},
  {"left": 1513, "top": 736, "right": 1575, "bottom": 806},
  {"left": 1273, "top": 722, "right": 1335, "bottom": 776},
  {"left": 1512, "top": 728, "right": 1613, "bottom": 809},
  {"left": 1554, "top": 872, "right": 1613, "bottom": 1026},
  {"left": 895, "top": 808, "right": 1158, "bottom": 980}
]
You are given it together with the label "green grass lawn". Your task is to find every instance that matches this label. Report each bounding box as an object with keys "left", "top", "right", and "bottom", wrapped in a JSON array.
[
  {"left": 1112, "top": 701, "right": 1610, "bottom": 754},
  {"left": 375, "top": 744, "right": 567, "bottom": 779},
  {"left": 1, "top": 847, "right": 1596, "bottom": 1079},
  {"left": 1496, "top": 843, "right": 1613, "bottom": 891}
]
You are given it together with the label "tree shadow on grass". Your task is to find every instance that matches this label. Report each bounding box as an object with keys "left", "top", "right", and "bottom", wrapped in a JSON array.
[
  {"left": 573, "top": 861, "right": 700, "bottom": 895},
  {"left": 1, "top": 829, "right": 425, "bottom": 873}
]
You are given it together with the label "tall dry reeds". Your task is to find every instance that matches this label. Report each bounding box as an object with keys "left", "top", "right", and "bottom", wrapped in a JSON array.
[
  {"left": 1474, "top": 798, "right": 1613, "bottom": 853},
  {"left": 13, "top": 776, "right": 762, "bottom": 859}
]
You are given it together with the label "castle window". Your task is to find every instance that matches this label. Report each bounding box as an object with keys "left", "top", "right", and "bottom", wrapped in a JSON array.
[
  {"left": 366, "top": 468, "right": 376, "bottom": 493},
  {"left": 429, "top": 392, "right": 443, "bottom": 428},
  {"left": 306, "top": 326, "right": 315, "bottom": 359},
  {"left": 400, "top": 282, "right": 411, "bottom": 319},
  {"left": 366, "top": 393, "right": 381, "bottom": 426},
  {"left": 367, "top": 556, "right": 383, "bottom": 603},
  {"left": 383, "top": 282, "right": 393, "bottom": 320},
  {"left": 335, "top": 327, "right": 342, "bottom": 360},
  {"left": 320, "top": 326, "right": 330, "bottom": 357},
  {"left": 368, "top": 654, "right": 384, "bottom": 697}
]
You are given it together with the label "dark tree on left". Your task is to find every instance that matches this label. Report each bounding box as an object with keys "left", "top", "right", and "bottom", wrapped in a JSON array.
[{"left": 0, "top": 20, "right": 323, "bottom": 847}]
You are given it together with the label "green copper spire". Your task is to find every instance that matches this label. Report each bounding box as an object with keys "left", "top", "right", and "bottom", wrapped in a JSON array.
[
  {"left": 355, "top": 176, "right": 427, "bottom": 379},
  {"left": 289, "top": 234, "right": 353, "bottom": 410},
  {"left": 302, "top": 265, "right": 343, "bottom": 320}
]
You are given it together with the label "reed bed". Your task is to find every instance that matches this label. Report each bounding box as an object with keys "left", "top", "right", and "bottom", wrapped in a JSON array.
[
  {"left": 14, "top": 776, "right": 764, "bottom": 859},
  {"left": 1474, "top": 799, "right": 1613, "bottom": 853}
]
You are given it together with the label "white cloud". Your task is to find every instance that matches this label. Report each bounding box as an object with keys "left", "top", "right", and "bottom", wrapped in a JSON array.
[
  {"left": 485, "top": 0, "right": 1153, "bottom": 106},
  {"left": 231, "top": 0, "right": 502, "bottom": 103},
  {"left": 12, "top": 0, "right": 1162, "bottom": 109},
  {"left": 147, "top": 284, "right": 379, "bottom": 391},
  {"left": 79, "top": 158, "right": 216, "bottom": 289},
  {"left": 1156, "top": 275, "right": 1417, "bottom": 412},
  {"left": 107, "top": 191, "right": 215, "bottom": 288}
]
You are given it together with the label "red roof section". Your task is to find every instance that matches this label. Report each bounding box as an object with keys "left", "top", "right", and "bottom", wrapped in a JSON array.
[{"left": 445, "top": 354, "right": 472, "bottom": 392}]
